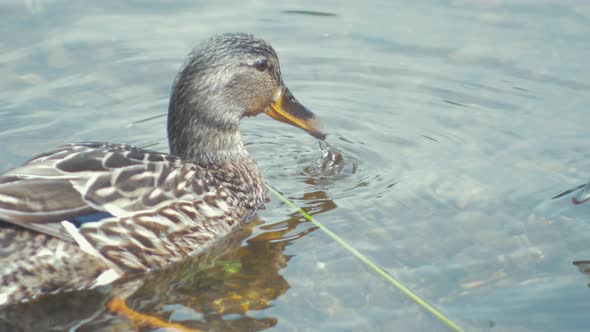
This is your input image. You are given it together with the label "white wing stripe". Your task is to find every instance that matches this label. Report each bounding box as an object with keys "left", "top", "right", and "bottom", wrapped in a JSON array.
[{"left": 61, "top": 221, "right": 103, "bottom": 259}]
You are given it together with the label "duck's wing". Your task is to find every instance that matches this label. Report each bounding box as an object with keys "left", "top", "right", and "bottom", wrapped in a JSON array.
[{"left": 0, "top": 142, "right": 200, "bottom": 241}]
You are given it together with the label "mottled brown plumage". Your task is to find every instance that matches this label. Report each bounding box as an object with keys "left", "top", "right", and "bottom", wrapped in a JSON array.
[{"left": 0, "top": 32, "right": 324, "bottom": 306}]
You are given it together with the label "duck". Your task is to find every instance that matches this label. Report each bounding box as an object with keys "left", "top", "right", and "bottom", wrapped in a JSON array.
[{"left": 0, "top": 32, "right": 325, "bottom": 306}]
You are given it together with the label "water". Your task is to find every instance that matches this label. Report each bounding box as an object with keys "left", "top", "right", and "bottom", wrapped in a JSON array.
[{"left": 1, "top": 0, "right": 590, "bottom": 331}]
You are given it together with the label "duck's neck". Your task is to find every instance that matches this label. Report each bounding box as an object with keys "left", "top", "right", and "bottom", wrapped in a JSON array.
[
  {"left": 167, "top": 102, "right": 266, "bottom": 210},
  {"left": 168, "top": 110, "right": 267, "bottom": 209},
  {"left": 169, "top": 120, "right": 249, "bottom": 166}
]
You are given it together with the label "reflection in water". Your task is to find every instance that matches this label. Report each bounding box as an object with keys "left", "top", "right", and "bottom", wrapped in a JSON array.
[
  {"left": 574, "top": 261, "right": 590, "bottom": 287},
  {"left": 0, "top": 182, "right": 338, "bottom": 331}
]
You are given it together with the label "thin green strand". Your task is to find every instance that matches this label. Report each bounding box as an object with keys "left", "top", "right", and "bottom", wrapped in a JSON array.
[{"left": 266, "top": 183, "right": 464, "bottom": 332}]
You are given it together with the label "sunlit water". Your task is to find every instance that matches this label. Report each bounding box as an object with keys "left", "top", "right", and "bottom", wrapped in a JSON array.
[{"left": 1, "top": 0, "right": 590, "bottom": 331}]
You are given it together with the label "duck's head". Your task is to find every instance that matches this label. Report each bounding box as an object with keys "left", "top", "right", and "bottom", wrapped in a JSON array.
[{"left": 168, "top": 32, "right": 324, "bottom": 164}]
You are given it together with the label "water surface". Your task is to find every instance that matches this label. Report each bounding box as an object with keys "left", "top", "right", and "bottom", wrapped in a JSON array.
[{"left": 1, "top": 0, "right": 590, "bottom": 331}]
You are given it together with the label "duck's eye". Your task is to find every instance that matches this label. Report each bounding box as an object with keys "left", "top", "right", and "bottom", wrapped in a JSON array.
[{"left": 254, "top": 59, "right": 268, "bottom": 72}]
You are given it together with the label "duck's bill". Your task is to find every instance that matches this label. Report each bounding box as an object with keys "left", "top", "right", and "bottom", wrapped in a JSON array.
[{"left": 265, "top": 87, "right": 326, "bottom": 140}]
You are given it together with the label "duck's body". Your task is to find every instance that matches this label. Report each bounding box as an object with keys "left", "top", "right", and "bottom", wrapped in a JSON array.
[
  {"left": 0, "top": 33, "right": 323, "bottom": 306},
  {"left": 0, "top": 142, "right": 265, "bottom": 305}
]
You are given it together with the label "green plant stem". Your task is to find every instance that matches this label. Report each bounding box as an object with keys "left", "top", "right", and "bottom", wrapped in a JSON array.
[{"left": 266, "top": 183, "right": 464, "bottom": 332}]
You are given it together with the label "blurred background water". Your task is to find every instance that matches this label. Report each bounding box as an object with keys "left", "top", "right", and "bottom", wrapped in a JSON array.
[{"left": 1, "top": 0, "right": 590, "bottom": 331}]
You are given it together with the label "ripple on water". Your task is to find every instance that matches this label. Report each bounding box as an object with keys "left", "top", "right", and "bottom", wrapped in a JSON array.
[{"left": 2, "top": 1, "right": 590, "bottom": 330}]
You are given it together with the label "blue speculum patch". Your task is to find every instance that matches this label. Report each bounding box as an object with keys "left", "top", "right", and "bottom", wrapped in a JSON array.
[{"left": 70, "top": 212, "right": 112, "bottom": 227}]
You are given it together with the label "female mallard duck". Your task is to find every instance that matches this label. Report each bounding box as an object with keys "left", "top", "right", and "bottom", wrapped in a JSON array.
[{"left": 0, "top": 32, "right": 325, "bottom": 306}]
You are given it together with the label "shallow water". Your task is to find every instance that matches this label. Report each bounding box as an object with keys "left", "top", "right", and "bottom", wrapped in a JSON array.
[{"left": 1, "top": 0, "right": 590, "bottom": 331}]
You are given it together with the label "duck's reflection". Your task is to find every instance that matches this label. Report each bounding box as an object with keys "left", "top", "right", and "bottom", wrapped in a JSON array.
[{"left": 0, "top": 189, "right": 337, "bottom": 331}]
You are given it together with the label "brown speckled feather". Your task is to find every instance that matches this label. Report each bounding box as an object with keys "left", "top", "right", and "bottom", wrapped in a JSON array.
[
  {"left": 0, "top": 142, "right": 265, "bottom": 272},
  {"left": 0, "top": 32, "right": 322, "bottom": 307}
]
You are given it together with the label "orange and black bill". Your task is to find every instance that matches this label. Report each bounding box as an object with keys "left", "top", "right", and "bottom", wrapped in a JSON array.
[{"left": 265, "top": 87, "right": 326, "bottom": 140}]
